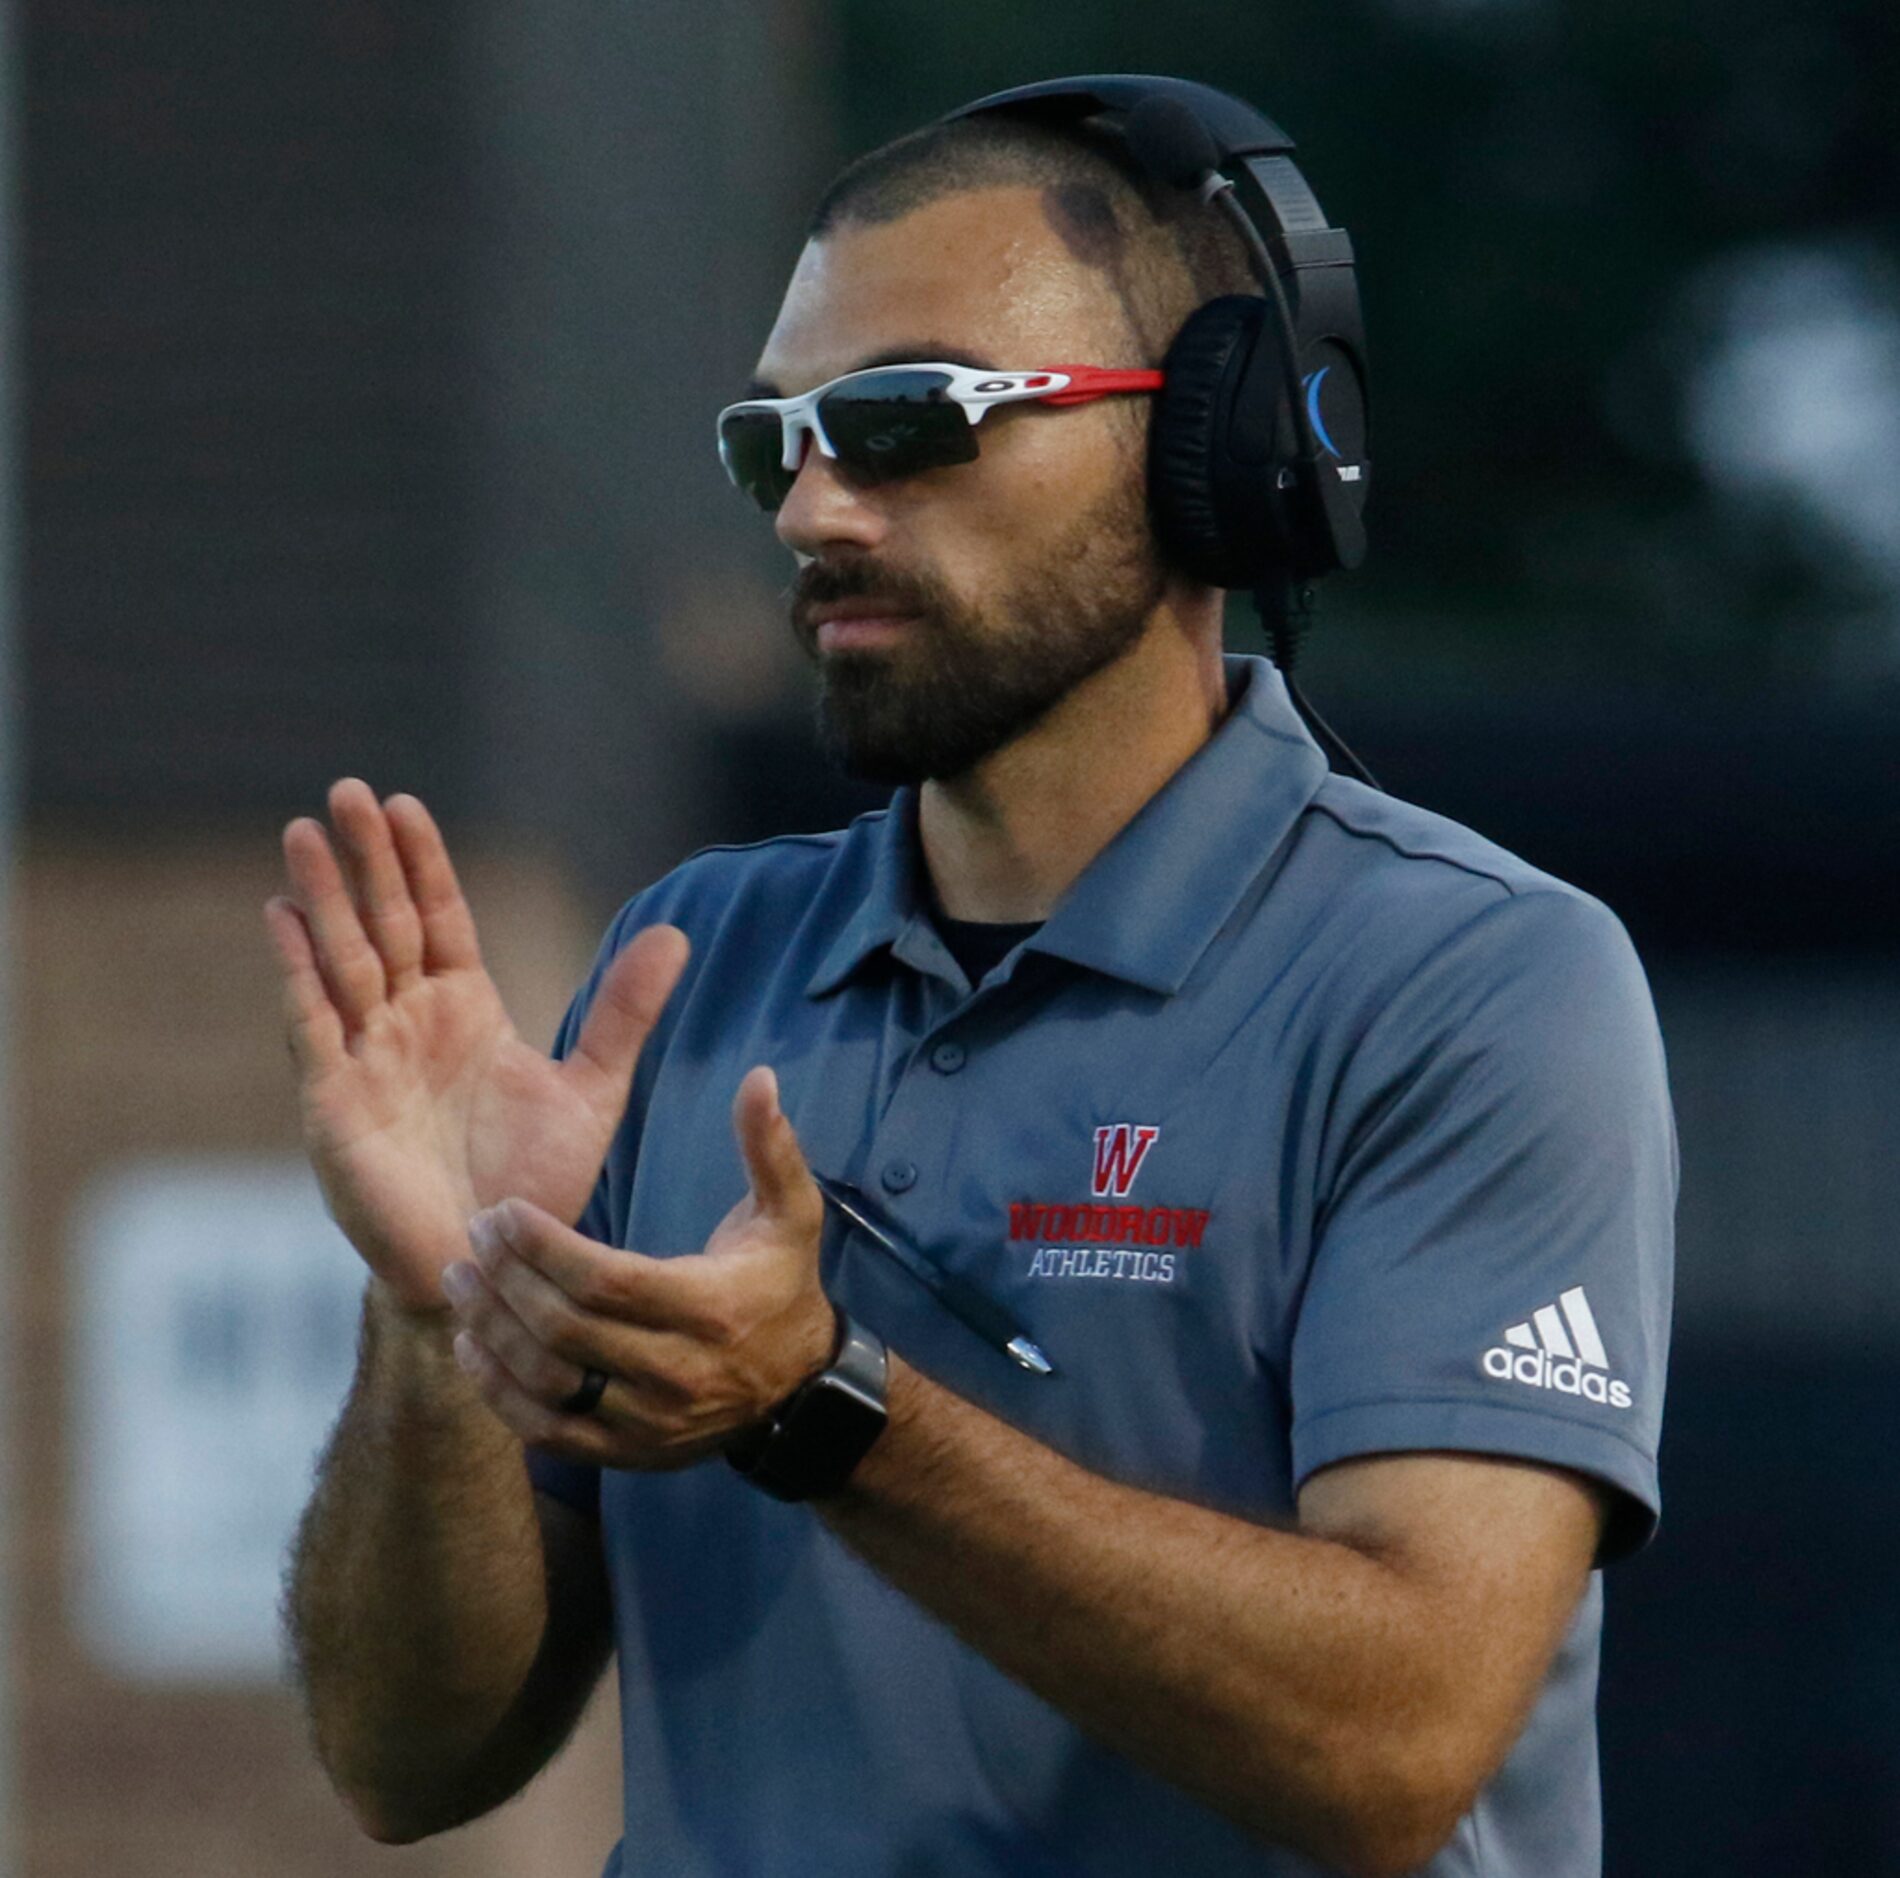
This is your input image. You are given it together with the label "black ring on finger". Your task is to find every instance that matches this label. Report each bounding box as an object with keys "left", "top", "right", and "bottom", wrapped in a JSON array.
[{"left": 558, "top": 1366, "right": 610, "bottom": 1417}]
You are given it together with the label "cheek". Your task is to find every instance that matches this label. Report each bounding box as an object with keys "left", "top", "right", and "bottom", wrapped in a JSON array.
[
  {"left": 961, "top": 411, "right": 1134, "bottom": 542},
  {"left": 867, "top": 409, "right": 1144, "bottom": 608}
]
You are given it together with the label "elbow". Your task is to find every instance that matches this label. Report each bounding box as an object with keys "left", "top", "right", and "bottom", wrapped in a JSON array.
[
  {"left": 343, "top": 1784, "right": 490, "bottom": 1847},
  {"left": 321, "top": 1749, "right": 486, "bottom": 1847},
  {"left": 338, "top": 1782, "right": 457, "bottom": 1846},
  {"left": 1329, "top": 1822, "right": 1463, "bottom": 1878},
  {"left": 1319, "top": 1797, "right": 1469, "bottom": 1878},
  {"left": 1291, "top": 1724, "right": 1483, "bottom": 1878},
  {"left": 352, "top": 1807, "right": 430, "bottom": 1849}
]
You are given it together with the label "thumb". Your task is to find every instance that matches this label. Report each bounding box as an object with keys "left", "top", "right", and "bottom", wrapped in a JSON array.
[
  {"left": 563, "top": 924, "right": 691, "bottom": 1115},
  {"left": 732, "top": 1067, "right": 823, "bottom": 1242}
]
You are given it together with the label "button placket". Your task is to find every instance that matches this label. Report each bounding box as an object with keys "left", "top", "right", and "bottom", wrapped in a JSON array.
[{"left": 856, "top": 1004, "right": 989, "bottom": 1263}]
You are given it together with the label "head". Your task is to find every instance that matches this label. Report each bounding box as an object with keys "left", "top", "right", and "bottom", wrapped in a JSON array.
[{"left": 748, "top": 113, "right": 1252, "bottom": 785}]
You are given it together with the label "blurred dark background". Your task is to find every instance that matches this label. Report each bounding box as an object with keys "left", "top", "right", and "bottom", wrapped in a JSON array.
[{"left": 11, "top": 0, "right": 1899, "bottom": 1873}]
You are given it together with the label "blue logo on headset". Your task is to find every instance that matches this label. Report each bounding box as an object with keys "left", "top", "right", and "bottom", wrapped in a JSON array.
[{"left": 1303, "top": 367, "right": 1343, "bottom": 459}]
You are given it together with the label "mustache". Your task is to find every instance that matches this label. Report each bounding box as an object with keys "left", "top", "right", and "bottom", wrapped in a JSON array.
[{"left": 787, "top": 559, "right": 949, "bottom": 640}]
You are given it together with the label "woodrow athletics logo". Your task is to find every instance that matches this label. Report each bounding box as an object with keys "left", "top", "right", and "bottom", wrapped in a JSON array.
[{"left": 1011, "top": 1125, "right": 1210, "bottom": 1285}]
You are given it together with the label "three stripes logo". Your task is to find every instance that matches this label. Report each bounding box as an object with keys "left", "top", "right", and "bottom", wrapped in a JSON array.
[{"left": 1482, "top": 1286, "right": 1633, "bottom": 1410}]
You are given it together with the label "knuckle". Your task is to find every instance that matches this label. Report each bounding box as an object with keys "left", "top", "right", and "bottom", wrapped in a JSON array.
[
  {"left": 571, "top": 1263, "right": 626, "bottom": 1317},
  {"left": 634, "top": 1355, "right": 697, "bottom": 1411},
  {"left": 675, "top": 1347, "right": 725, "bottom": 1402},
  {"left": 375, "top": 899, "right": 422, "bottom": 941},
  {"left": 338, "top": 955, "right": 386, "bottom": 1000},
  {"left": 509, "top": 1336, "right": 573, "bottom": 1401},
  {"left": 518, "top": 1290, "right": 592, "bottom": 1363},
  {"left": 687, "top": 1302, "right": 743, "bottom": 1349}
]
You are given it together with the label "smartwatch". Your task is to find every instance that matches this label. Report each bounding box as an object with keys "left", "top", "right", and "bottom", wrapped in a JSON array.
[{"left": 726, "top": 1309, "right": 889, "bottom": 1502}]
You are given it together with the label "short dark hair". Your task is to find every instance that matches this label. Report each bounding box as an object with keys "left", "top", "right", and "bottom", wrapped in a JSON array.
[{"left": 807, "top": 113, "right": 1253, "bottom": 366}]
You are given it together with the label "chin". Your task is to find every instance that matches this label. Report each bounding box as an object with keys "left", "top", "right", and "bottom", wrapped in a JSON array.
[{"left": 815, "top": 701, "right": 981, "bottom": 788}]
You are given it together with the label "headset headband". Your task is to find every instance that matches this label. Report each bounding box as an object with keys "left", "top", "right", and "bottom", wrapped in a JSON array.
[
  {"left": 950, "top": 75, "right": 1296, "bottom": 155},
  {"left": 944, "top": 76, "right": 1355, "bottom": 287}
]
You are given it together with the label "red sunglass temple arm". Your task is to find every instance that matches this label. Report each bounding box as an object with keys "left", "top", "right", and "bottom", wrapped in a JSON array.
[{"left": 1034, "top": 365, "right": 1167, "bottom": 406}]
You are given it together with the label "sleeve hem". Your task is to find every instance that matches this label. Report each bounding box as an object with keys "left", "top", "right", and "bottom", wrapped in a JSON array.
[{"left": 1292, "top": 1395, "right": 1661, "bottom": 1563}]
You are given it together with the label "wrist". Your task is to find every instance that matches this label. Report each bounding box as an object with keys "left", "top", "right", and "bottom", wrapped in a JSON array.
[
  {"left": 367, "top": 1273, "right": 456, "bottom": 1329},
  {"left": 824, "top": 1348, "right": 918, "bottom": 1500},
  {"left": 726, "top": 1308, "right": 889, "bottom": 1502},
  {"left": 362, "top": 1278, "right": 478, "bottom": 1402}
]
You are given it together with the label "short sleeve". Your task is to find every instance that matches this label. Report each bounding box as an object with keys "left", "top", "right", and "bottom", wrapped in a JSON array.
[{"left": 1291, "top": 890, "right": 1676, "bottom": 1561}]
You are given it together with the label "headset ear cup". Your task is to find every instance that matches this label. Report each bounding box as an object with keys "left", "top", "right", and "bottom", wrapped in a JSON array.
[{"left": 1149, "top": 295, "right": 1284, "bottom": 588}]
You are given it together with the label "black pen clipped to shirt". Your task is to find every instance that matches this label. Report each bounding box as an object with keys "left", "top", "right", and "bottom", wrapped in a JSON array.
[{"left": 811, "top": 1169, "right": 1055, "bottom": 1377}]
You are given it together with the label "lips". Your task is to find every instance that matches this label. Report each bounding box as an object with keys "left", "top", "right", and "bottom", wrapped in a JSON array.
[
  {"left": 808, "top": 595, "right": 916, "bottom": 624},
  {"left": 804, "top": 594, "right": 922, "bottom": 652},
  {"left": 814, "top": 612, "right": 919, "bottom": 653}
]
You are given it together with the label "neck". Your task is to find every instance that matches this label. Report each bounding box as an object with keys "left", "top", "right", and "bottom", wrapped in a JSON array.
[{"left": 918, "top": 594, "right": 1228, "bottom": 923}]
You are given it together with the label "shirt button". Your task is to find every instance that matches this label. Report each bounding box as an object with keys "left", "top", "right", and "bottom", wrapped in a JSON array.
[
  {"left": 929, "top": 1041, "right": 967, "bottom": 1075},
  {"left": 881, "top": 1160, "right": 919, "bottom": 1195}
]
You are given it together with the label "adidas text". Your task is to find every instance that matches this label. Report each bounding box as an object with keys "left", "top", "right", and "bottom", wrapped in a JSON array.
[{"left": 1481, "top": 1345, "right": 1633, "bottom": 1409}]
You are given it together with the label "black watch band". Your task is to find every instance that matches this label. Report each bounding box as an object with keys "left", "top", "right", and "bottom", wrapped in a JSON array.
[{"left": 726, "top": 1309, "right": 889, "bottom": 1502}]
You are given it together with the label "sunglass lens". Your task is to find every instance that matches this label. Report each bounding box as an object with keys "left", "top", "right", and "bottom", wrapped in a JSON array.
[
  {"left": 718, "top": 409, "right": 796, "bottom": 511},
  {"left": 819, "top": 370, "right": 977, "bottom": 485}
]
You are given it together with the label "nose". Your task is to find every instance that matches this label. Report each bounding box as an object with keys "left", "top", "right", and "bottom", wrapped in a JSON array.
[{"left": 774, "top": 437, "right": 888, "bottom": 558}]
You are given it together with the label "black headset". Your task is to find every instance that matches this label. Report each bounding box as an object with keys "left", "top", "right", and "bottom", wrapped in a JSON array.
[{"left": 942, "top": 76, "right": 1379, "bottom": 783}]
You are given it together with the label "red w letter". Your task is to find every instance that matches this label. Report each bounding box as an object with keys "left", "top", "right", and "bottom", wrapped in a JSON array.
[{"left": 1092, "top": 1124, "right": 1160, "bottom": 1199}]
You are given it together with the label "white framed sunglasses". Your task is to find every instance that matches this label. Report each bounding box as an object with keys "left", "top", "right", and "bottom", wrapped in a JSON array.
[{"left": 716, "top": 360, "right": 1166, "bottom": 512}]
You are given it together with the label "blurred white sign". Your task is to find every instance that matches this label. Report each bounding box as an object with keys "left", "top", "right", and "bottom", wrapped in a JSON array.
[{"left": 71, "top": 1158, "right": 367, "bottom": 1681}]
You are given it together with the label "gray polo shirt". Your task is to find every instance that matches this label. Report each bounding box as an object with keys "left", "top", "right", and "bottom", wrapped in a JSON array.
[{"left": 532, "top": 654, "right": 1676, "bottom": 1878}]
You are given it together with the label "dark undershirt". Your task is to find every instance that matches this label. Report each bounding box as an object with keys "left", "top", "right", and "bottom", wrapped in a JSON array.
[{"left": 932, "top": 910, "right": 1043, "bottom": 986}]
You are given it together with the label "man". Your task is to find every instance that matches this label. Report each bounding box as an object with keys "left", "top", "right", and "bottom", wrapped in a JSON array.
[{"left": 272, "top": 85, "right": 1674, "bottom": 1878}]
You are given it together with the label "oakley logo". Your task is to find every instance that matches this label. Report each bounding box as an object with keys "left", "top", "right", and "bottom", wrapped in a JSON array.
[{"left": 1092, "top": 1124, "right": 1160, "bottom": 1200}]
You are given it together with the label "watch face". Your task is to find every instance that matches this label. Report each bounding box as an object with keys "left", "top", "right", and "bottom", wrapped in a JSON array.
[{"left": 801, "top": 1373, "right": 886, "bottom": 1448}]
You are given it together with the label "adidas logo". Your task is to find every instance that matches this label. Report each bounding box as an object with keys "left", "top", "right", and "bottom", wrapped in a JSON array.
[{"left": 1481, "top": 1286, "right": 1633, "bottom": 1410}]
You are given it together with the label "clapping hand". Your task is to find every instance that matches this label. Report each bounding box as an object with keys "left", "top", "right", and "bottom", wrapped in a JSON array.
[
  {"left": 439, "top": 1064, "right": 837, "bottom": 1468},
  {"left": 264, "top": 779, "right": 689, "bottom": 1312}
]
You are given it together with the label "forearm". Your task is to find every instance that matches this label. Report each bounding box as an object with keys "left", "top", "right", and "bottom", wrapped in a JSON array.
[
  {"left": 819, "top": 1357, "right": 1476, "bottom": 1877},
  {"left": 287, "top": 1281, "right": 588, "bottom": 1840}
]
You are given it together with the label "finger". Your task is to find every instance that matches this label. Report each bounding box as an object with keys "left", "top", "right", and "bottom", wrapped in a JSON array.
[
  {"left": 328, "top": 778, "right": 426, "bottom": 995},
  {"left": 454, "top": 1331, "right": 709, "bottom": 1471},
  {"left": 732, "top": 1066, "right": 823, "bottom": 1241},
  {"left": 442, "top": 1258, "right": 589, "bottom": 1405},
  {"left": 384, "top": 792, "right": 483, "bottom": 973},
  {"left": 469, "top": 1216, "right": 705, "bottom": 1398},
  {"left": 451, "top": 1330, "right": 614, "bottom": 1460},
  {"left": 561, "top": 925, "right": 691, "bottom": 1122},
  {"left": 480, "top": 1197, "right": 715, "bottom": 1336},
  {"left": 282, "top": 815, "right": 387, "bottom": 1029},
  {"left": 466, "top": 1219, "right": 604, "bottom": 1366},
  {"left": 262, "top": 895, "right": 346, "bottom": 1072}
]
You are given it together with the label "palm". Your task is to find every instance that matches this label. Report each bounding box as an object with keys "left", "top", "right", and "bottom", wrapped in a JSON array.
[
  {"left": 267, "top": 783, "right": 687, "bottom": 1310},
  {"left": 302, "top": 975, "right": 591, "bottom": 1280}
]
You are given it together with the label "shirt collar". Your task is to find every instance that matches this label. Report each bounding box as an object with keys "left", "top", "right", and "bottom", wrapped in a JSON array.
[
  {"left": 805, "top": 655, "right": 1330, "bottom": 1000},
  {"left": 803, "top": 797, "right": 933, "bottom": 997}
]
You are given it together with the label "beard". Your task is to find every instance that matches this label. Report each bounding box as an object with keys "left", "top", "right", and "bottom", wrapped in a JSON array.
[{"left": 788, "top": 474, "right": 1170, "bottom": 786}]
